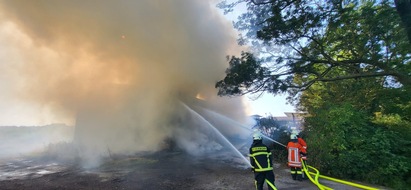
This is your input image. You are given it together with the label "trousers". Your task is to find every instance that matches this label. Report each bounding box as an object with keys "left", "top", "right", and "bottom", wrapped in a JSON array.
[
  {"left": 254, "top": 171, "right": 277, "bottom": 190},
  {"left": 290, "top": 167, "right": 303, "bottom": 181}
]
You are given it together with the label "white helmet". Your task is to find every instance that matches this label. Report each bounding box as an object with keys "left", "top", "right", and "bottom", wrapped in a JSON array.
[
  {"left": 290, "top": 129, "right": 299, "bottom": 140},
  {"left": 253, "top": 132, "right": 262, "bottom": 140}
]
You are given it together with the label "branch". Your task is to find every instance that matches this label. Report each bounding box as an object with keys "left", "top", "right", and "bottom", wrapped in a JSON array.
[
  {"left": 255, "top": 0, "right": 300, "bottom": 25},
  {"left": 316, "top": 72, "right": 395, "bottom": 82},
  {"left": 250, "top": 0, "right": 275, "bottom": 5},
  {"left": 301, "top": 35, "right": 336, "bottom": 63}
]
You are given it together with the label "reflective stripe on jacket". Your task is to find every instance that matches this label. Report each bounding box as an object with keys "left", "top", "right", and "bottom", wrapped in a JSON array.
[
  {"left": 249, "top": 141, "right": 273, "bottom": 172},
  {"left": 287, "top": 141, "right": 306, "bottom": 167}
]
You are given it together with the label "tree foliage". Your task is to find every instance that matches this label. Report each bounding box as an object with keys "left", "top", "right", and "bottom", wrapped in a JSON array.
[
  {"left": 301, "top": 77, "right": 411, "bottom": 189},
  {"left": 216, "top": 0, "right": 411, "bottom": 97}
]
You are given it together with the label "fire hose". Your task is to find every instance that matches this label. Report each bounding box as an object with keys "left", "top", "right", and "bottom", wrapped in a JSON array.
[{"left": 301, "top": 159, "right": 379, "bottom": 190}]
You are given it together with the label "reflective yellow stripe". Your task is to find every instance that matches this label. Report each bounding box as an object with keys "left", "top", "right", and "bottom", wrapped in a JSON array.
[
  {"left": 254, "top": 180, "right": 258, "bottom": 190},
  {"left": 250, "top": 148, "right": 272, "bottom": 172},
  {"left": 254, "top": 167, "right": 273, "bottom": 172},
  {"left": 249, "top": 152, "right": 271, "bottom": 157},
  {"left": 250, "top": 154, "right": 264, "bottom": 170},
  {"left": 252, "top": 147, "right": 267, "bottom": 151},
  {"left": 266, "top": 154, "right": 271, "bottom": 170},
  {"left": 253, "top": 157, "right": 263, "bottom": 170},
  {"left": 265, "top": 179, "right": 277, "bottom": 190}
]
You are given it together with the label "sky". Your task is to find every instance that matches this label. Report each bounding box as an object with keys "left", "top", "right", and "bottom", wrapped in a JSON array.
[
  {"left": 0, "top": 0, "right": 294, "bottom": 127},
  {"left": 245, "top": 94, "right": 295, "bottom": 117}
]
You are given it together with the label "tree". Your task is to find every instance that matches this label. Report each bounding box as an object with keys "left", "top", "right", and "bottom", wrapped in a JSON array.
[
  {"left": 299, "top": 76, "right": 411, "bottom": 189},
  {"left": 216, "top": 0, "right": 411, "bottom": 97},
  {"left": 216, "top": 0, "right": 411, "bottom": 188}
]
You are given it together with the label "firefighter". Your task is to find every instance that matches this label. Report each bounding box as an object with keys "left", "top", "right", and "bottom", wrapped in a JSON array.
[
  {"left": 287, "top": 134, "right": 306, "bottom": 181},
  {"left": 249, "top": 132, "right": 277, "bottom": 190}
]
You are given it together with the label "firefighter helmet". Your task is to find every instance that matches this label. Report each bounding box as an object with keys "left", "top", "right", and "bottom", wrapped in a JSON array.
[{"left": 253, "top": 132, "right": 262, "bottom": 140}]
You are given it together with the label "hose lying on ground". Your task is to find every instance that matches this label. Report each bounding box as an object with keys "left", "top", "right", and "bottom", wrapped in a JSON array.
[{"left": 301, "top": 159, "right": 379, "bottom": 190}]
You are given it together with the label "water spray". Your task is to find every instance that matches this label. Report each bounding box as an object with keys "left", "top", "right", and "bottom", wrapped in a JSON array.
[
  {"left": 181, "top": 102, "right": 251, "bottom": 167},
  {"left": 202, "top": 109, "right": 286, "bottom": 147},
  {"left": 261, "top": 134, "right": 286, "bottom": 148}
]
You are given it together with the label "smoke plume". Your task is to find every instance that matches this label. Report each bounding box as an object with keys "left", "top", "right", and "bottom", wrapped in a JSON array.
[{"left": 0, "top": 0, "right": 251, "bottom": 166}]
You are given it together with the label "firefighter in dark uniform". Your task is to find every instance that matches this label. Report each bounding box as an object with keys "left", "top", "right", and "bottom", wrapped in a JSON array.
[{"left": 249, "top": 132, "right": 277, "bottom": 190}]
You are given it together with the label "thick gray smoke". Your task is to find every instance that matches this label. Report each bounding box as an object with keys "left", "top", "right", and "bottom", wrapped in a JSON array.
[{"left": 0, "top": 0, "right": 252, "bottom": 166}]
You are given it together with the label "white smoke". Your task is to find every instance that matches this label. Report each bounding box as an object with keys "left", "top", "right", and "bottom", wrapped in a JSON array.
[{"left": 0, "top": 0, "right": 252, "bottom": 167}]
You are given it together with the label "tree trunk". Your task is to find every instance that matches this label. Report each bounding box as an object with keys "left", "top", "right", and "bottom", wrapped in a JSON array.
[{"left": 394, "top": 0, "right": 411, "bottom": 46}]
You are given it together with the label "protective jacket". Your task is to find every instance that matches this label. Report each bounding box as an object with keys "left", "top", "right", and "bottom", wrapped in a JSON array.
[
  {"left": 287, "top": 141, "right": 306, "bottom": 167},
  {"left": 297, "top": 137, "right": 307, "bottom": 160},
  {"left": 249, "top": 140, "right": 273, "bottom": 172},
  {"left": 298, "top": 137, "right": 307, "bottom": 150}
]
